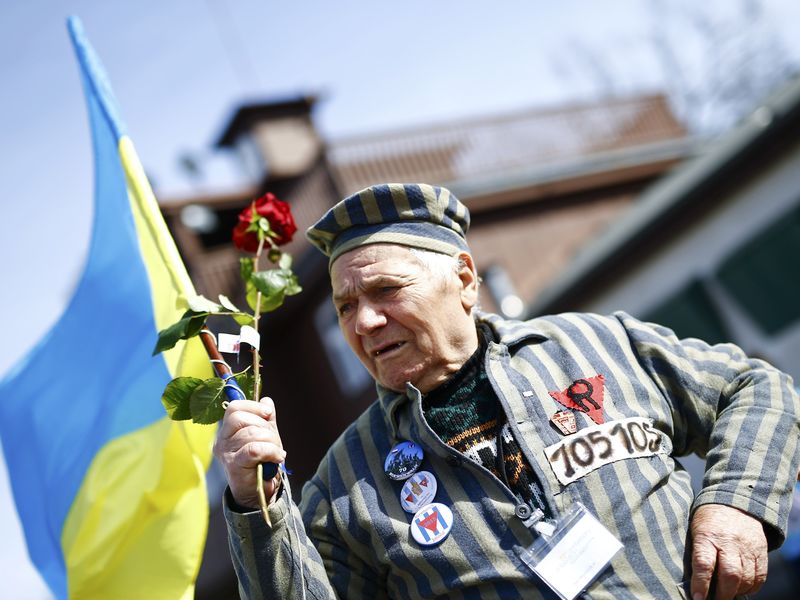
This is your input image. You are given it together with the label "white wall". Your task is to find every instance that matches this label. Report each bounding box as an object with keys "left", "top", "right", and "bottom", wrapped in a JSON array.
[{"left": 586, "top": 141, "right": 800, "bottom": 379}]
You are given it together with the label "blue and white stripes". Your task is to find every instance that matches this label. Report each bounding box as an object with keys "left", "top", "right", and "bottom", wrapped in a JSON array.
[
  {"left": 306, "top": 183, "right": 471, "bottom": 265},
  {"left": 225, "top": 311, "right": 800, "bottom": 599}
]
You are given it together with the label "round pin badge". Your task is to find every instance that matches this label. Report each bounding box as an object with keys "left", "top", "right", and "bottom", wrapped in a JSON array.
[
  {"left": 400, "top": 471, "right": 438, "bottom": 513},
  {"left": 410, "top": 502, "right": 453, "bottom": 546},
  {"left": 384, "top": 441, "right": 424, "bottom": 481}
]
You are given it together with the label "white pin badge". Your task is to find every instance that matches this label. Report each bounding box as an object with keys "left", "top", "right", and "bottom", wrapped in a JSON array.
[
  {"left": 400, "top": 471, "right": 437, "bottom": 513},
  {"left": 411, "top": 502, "right": 453, "bottom": 546}
]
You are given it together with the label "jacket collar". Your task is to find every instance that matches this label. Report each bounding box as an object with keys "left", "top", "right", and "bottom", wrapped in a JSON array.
[
  {"left": 474, "top": 311, "right": 549, "bottom": 348},
  {"left": 377, "top": 312, "right": 548, "bottom": 436}
]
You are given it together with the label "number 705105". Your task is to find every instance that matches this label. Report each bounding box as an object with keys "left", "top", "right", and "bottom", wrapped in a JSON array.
[{"left": 545, "top": 417, "right": 665, "bottom": 485}]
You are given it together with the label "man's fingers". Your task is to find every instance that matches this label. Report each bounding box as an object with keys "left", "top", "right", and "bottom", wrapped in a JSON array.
[
  {"left": 213, "top": 396, "right": 284, "bottom": 471},
  {"left": 220, "top": 409, "right": 277, "bottom": 438},
  {"left": 227, "top": 396, "right": 276, "bottom": 420},
  {"left": 228, "top": 420, "right": 278, "bottom": 444},
  {"left": 217, "top": 397, "right": 278, "bottom": 438},
  {"left": 690, "top": 537, "right": 717, "bottom": 600},
  {"left": 257, "top": 396, "right": 276, "bottom": 413},
  {"left": 753, "top": 553, "right": 768, "bottom": 593},
  {"left": 689, "top": 504, "right": 769, "bottom": 600},
  {"left": 211, "top": 396, "right": 286, "bottom": 509},
  {"left": 232, "top": 441, "right": 287, "bottom": 469},
  {"left": 733, "top": 550, "right": 767, "bottom": 596},
  {"left": 712, "top": 549, "right": 742, "bottom": 600}
]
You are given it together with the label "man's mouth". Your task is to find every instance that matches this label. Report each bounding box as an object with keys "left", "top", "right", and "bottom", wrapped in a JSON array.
[{"left": 373, "top": 342, "right": 405, "bottom": 357}]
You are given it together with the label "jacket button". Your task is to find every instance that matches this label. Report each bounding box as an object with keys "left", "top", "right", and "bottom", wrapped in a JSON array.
[{"left": 515, "top": 503, "right": 532, "bottom": 520}]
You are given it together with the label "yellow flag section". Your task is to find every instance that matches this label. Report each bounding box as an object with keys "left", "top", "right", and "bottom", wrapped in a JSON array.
[
  {"left": 59, "top": 18, "right": 215, "bottom": 599},
  {"left": 61, "top": 422, "right": 212, "bottom": 599},
  {"left": 0, "top": 17, "right": 216, "bottom": 599},
  {"left": 61, "top": 133, "right": 215, "bottom": 597}
]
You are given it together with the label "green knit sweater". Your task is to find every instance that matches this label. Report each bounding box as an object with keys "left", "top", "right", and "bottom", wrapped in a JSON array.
[{"left": 422, "top": 325, "right": 549, "bottom": 516}]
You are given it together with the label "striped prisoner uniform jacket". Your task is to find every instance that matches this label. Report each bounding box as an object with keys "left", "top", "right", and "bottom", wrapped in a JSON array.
[{"left": 224, "top": 311, "right": 800, "bottom": 599}]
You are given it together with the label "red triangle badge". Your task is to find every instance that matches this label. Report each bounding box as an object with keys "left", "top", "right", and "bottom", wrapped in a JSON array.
[
  {"left": 419, "top": 510, "right": 440, "bottom": 533},
  {"left": 549, "top": 375, "right": 606, "bottom": 425}
]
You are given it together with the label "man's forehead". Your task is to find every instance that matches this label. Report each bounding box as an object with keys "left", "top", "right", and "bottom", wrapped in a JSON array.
[
  {"left": 330, "top": 245, "right": 418, "bottom": 292},
  {"left": 332, "top": 244, "right": 416, "bottom": 273}
]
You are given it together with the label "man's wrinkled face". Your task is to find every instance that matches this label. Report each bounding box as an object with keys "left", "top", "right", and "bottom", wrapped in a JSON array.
[{"left": 330, "top": 244, "right": 479, "bottom": 393}]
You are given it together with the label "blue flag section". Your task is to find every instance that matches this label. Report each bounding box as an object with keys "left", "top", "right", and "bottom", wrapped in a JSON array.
[{"left": 0, "top": 17, "right": 215, "bottom": 599}]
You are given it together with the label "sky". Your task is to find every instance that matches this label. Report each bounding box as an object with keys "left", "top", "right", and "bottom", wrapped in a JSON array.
[{"left": 1, "top": 1, "right": 799, "bottom": 597}]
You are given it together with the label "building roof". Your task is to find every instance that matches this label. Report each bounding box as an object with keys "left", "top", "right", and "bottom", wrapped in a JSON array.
[
  {"left": 214, "top": 95, "right": 318, "bottom": 148},
  {"left": 327, "top": 95, "right": 687, "bottom": 197},
  {"left": 527, "top": 75, "right": 800, "bottom": 317}
]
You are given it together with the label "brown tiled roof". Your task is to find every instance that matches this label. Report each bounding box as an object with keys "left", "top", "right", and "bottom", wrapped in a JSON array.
[
  {"left": 327, "top": 95, "right": 685, "bottom": 196},
  {"left": 159, "top": 93, "right": 689, "bottom": 302}
]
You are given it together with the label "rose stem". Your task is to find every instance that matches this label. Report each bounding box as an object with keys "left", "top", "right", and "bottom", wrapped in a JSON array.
[{"left": 252, "top": 235, "right": 270, "bottom": 525}]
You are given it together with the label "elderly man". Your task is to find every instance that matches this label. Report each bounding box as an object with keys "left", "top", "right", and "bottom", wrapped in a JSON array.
[{"left": 215, "top": 184, "right": 799, "bottom": 599}]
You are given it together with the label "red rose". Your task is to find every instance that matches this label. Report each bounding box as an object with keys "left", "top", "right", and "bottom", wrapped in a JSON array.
[{"left": 232, "top": 192, "right": 297, "bottom": 253}]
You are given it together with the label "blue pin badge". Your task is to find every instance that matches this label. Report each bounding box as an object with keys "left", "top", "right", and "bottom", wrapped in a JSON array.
[{"left": 384, "top": 441, "right": 424, "bottom": 481}]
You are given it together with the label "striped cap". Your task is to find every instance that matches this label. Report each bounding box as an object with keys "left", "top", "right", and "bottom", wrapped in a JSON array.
[{"left": 306, "top": 183, "right": 471, "bottom": 264}]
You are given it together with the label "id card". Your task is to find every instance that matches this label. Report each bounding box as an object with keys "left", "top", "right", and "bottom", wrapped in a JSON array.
[{"left": 519, "top": 503, "right": 622, "bottom": 600}]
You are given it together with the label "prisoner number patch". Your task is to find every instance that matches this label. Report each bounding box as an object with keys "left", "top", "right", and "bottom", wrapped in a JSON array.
[{"left": 545, "top": 417, "right": 665, "bottom": 485}]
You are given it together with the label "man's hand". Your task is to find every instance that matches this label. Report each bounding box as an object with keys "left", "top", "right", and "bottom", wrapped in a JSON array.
[
  {"left": 690, "top": 504, "right": 768, "bottom": 600},
  {"left": 213, "top": 397, "right": 286, "bottom": 510}
]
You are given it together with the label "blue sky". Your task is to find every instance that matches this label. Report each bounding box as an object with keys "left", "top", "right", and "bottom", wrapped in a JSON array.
[
  {"left": 0, "top": 0, "right": 674, "bottom": 377},
  {"left": 1, "top": 1, "right": 799, "bottom": 596}
]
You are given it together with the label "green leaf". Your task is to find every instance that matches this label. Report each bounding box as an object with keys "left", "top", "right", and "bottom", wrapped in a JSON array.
[
  {"left": 285, "top": 273, "right": 302, "bottom": 297},
  {"left": 244, "top": 281, "right": 258, "bottom": 313},
  {"left": 185, "top": 313, "right": 208, "bottom": 336},
  {"left": 218, "top": 294, "right": 240, "bottom": 312},
  {"left": 278, "top": 252, "right": 293, "bottom": 270},
  {"left": 248, "top": 284, "right": 284, "bottom": 312},
  {"left": 258, "top": 217, "right": 271, "bottom": 232},
  {"left": 248, "top": 268, "right": 303, "bottom": 313},
  {"left": 244, "top": 277, "right": 272, "bottom": 313},
  {"left": 218, "top": 293, "right": 254, "bottom": 325},
  {"left": 153, "top": 310, "right": 208, "bottom": 355},
  {"left": 251, "top": 269, "right": 290, "bottom": 296},
  {"left": 161, "top": 377, "right": 203, "bottom": 420},
  {"left": 233, "top": 370, "right": 255, "bottom": 400},
  {"left": 240, "top": 258, "right": 262, "bottom": 312},
  {"left": 187, "top": 294, "right": 222, "bottom": 313},
  {"left": 232, "top": 312, "right": 255, "bottom": 326},
  {"left": 189, "top": 379, "right": 228, "bottom": 424},
  {"left": 240, "top": 257, "right": 255, "bottom": 282},
  {"left": 250, "top": 269, "right": 291, "bottom": 312},
  {"left": 241, "top": 260, "right": 302, "bottom": 313}
]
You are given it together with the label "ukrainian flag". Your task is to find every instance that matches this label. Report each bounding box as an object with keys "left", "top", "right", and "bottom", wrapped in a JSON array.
[{"left": 0, "top": 17, "right": 215, "bottom": 599}]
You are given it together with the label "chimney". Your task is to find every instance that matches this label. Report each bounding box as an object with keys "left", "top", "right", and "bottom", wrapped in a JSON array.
[{"left": 215, "top": 95, "right": 321, "bottom": 183}]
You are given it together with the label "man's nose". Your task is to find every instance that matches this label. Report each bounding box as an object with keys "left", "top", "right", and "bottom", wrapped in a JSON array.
[{"left": 355, "top": 302, "right": 387, "bottom": 335}]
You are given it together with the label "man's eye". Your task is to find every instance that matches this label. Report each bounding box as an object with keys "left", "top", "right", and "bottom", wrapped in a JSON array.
[
  {"left": 337, "top": 303, "right": 353, "bottom": 317},
  {"left": 379, "top": 286, "right": 398, "bottom": 295}
]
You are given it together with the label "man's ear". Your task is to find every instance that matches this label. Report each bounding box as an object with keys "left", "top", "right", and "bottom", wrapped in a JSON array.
[{"left": 456, "top": 252, "right": 479, "bottom": 312}]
